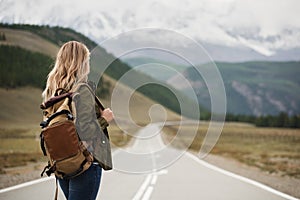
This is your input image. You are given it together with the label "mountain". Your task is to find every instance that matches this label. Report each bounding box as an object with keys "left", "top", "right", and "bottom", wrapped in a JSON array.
[
  {"left": 1, "top": 0, "right": 300, "bottom": 63},
  {"left": 124, "top": 57, "right": 300, "bottom": 116},
  {"left": 1, "top": 23, "right": 299, "bottom": 117},
  {"left": 196, "top": 61, "right": 300, "bottom": 116}
]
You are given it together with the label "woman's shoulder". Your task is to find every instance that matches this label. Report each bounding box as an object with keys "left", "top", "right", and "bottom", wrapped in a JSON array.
[
  {"left": 76, "top": 82, "right": 95, "bottom": 93},
  {"left": 73, "top": 83, "right": 94, "bottom": 102}
]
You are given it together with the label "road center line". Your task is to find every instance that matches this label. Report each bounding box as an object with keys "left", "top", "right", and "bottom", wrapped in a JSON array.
[
  {"left": 132, "top": 174, "right": 153, "bottom": 200},
  {"left": 132, "top": 172, "right": 163, "bottom": 200},
  {"left": 142, "top": 186, "right": 154, "bottom": 200},
  {"left": 151, "top": 175, "right": 157, "bottom": 185}
]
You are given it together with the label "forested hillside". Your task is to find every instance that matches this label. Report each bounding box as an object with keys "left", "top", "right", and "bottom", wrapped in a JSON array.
[
  {"left": 0, "top": 23, "right": 97, "bottom": 49},
  {"left": 0, "top": 45, "right": 53, "bottom": 88},
  {"left": 0, "top": 23, "right": 201, "bottom": 118}
]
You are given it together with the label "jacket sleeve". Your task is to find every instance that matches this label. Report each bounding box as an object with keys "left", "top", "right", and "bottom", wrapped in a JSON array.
[
  {"left": 74, "top": 85, "right": 103, "bottom": 141},
  {"left": 94, "top": 102, "right": 109, "bottom": 129}
]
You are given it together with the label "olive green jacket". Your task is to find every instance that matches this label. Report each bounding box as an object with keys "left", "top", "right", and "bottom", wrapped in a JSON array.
[
  {"left": 74, "top": 84, "right": 108, "bottom": 141},
  {"left": 73, "top": 83, "right": 112, "bottom": 170}
]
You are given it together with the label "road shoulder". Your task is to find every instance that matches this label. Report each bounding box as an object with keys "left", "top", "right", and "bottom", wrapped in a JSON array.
[{"left": 202, "top": 153, "right": 300, "bottom": 199}]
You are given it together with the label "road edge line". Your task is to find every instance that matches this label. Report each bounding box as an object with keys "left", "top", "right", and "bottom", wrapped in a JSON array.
[
  {"left": 0, "top": 176, "right": 54, "bottom": 193},
  {"left": 186, "top": 152, "right": 299, "bottom": 200}
]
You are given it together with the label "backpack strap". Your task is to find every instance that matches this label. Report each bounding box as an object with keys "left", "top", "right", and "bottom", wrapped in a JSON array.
[
  {"left": 40, "top": 134, "right": 47, "bottom": 156},
  {"left": 40, "top": 109, "right": 73, "bottom": 128},
  {"left": 54, "top": 178, "right": 58, "bottom": 200},
  {"left": 40, "top": 92, "right": 73, "bottom": 109}
]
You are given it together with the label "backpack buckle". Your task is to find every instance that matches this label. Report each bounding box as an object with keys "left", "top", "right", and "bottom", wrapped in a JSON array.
[
  {"left": 40, "top": 120, "right": 48, "bottom": 128},
  {"left": 67, "top": 113, "right": 74, "bottom": 120}
]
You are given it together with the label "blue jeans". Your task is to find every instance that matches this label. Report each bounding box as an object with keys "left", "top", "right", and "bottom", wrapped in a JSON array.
[{"left": 58, "top": 163, "right": 102, "bottom": 200}]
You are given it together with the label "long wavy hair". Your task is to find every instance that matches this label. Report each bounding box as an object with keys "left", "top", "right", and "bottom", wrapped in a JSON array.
[{"left": 42, "top": 41, "right": 90, "bottom": 100}]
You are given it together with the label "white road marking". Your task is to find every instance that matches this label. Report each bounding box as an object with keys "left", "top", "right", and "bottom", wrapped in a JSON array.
[
  {"left": 132, "top": 169, "right": 168, "bottom": 200},
  {"left": 151, "top": 175, "right": 157, "bottom": 185},
  {"left": 132, "top": 174, "right": 153, "bottom": 200},
  {"left": 142, "top": 186, "right": 154, "bottom": 200},
  {"left": 0, "top": 176, "right": 54, "bottom": 193},
  {"left": 186, "top": 152, "right": 299, "bottom": 200}
]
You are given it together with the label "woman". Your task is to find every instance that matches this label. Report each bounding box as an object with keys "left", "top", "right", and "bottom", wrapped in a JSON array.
[{"left": 42, "top": 41, "right": 113, "bottom": 200}]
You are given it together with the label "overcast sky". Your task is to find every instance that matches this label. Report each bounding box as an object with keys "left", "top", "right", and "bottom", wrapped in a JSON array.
[{"left": 0, "top": 0, "right": 299, "bottom": 56}]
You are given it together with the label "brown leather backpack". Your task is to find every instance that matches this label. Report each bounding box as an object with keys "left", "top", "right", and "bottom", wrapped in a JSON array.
[{"left": 39, "top": 89, "right": 93, "bottom": 179}]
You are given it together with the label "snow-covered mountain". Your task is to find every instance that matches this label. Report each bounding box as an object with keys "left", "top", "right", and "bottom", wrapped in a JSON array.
[{"left": 0, "top": 0, "right": 299, "bottom": 63}]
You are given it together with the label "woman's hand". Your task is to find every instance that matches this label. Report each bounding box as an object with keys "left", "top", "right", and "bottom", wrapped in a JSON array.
[{"left": 101, "top": 108, "right": 114, "bottom": 122}]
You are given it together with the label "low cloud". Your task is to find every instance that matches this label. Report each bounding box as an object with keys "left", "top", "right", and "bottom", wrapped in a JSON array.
[{"left": 1, "top": 0, "right": 299, "bottom": 55}]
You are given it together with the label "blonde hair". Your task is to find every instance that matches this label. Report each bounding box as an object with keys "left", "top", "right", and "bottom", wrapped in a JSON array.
[{"left": 43, "top": 41, "right": 90, "bottom": 100}]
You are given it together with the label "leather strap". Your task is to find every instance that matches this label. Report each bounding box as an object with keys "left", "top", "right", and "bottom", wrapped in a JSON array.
[{"left": 54, "top": 178, "right": 58, "bottom": 200}]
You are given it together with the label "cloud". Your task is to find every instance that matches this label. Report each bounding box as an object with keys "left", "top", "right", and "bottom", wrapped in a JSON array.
[
  {"left": 1, "top": 0, "right": 300, "bottom": 56},
  {"left": 219, "top": 0, "right": 300, "bottom": 34}
]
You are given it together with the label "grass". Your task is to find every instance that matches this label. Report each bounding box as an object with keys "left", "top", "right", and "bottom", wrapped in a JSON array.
[
  {"left": 0, "top": 122, "right": 132, "bottom": 173},
  {"left": 0, "top": 27, "right": 59, "bottom": 57},
  {"left": 0, "top": 123, "right": 133, "bottom": 173},
  {"left": 0, "top": 87, "right": 43, "bottom": 128},
  {"left": 1, "top": 86, "right": 299, "bottom": 180},
  {"left": 0, "top": 127, "right": 45, "bottom": 173},
  {"left": 0, "top": 84, "right": 180, "bottom": 173},
  {"left": 162, "top": 122, "right": 300, "bottom": 178}
]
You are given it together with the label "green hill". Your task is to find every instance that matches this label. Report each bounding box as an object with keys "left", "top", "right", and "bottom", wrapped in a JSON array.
[
  {"left": 0, "top": 45, "right": 53, "bottom": 88},
  {"left": 0, "top": 23, "right": 197, "bottom": 120},
  {"left": 0, "top": 23, "right": 97, "bottom": 50}
]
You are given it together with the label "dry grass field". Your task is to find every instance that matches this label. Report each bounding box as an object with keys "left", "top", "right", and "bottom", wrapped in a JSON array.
[
  {"left": 163, "top": 122, "right": 300, "bottom": 178},
  {"left": 0, "top": 72, "right": 181, "bottom": 173},
  {"left": 1, "top": 85, "right": 299, "bottom": 180},
  {"left": 0, "top": 28, "right": 59, "bottom": 57}
]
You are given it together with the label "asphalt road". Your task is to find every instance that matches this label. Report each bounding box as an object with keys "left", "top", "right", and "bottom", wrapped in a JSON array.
[
  {"left": 0, "top": 123, "right": 298, "bottom": 200},
  {"left": 99, "top": 153, "right": 296, "bottom": 200}
]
